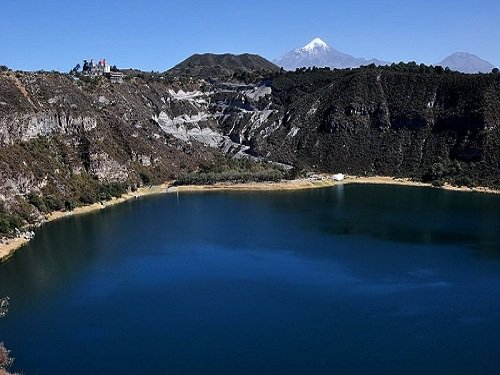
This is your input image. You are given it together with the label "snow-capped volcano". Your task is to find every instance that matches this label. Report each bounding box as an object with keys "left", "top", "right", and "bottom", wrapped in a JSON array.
[
  {"left": 300, "top": 38, "right": 330, "bottom": 53},
  {"left": 273, "top": 37, "right": 388, "bottom": 71}
]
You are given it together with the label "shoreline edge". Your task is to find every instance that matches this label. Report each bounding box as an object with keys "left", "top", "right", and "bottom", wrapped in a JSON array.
[{"left": 1, "top": 175, "right": 499, "bottom": 263}]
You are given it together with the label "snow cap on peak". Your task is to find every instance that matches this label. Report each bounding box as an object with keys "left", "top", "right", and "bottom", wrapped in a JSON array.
[{"left": 302, "top": 38, "right": 329, "bottom": 52}]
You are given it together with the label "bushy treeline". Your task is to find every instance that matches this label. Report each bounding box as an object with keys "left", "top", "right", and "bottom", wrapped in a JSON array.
[
  {"left": 422, "top": 159, "right": 484, "bottom": 188},
  {"left": 0, "top": 174, "right": 128, "bottom": 235},
  {"left": 174, "top": 157, "right": 285, "bottom": 186},
  {"left": 290, "top": 61, "right": 499, "bottom": 75},
  {"left": 197, "top": 157, "right": 272, "bottom": 174},
  {"left": 273, "top": 62, "right": 500, "bottom": 103},
  {"left": 0, "top": 197, "right": 33, "bottom": 235},
  {"left": 31, "top": 174, "right": 128, "bottom": 213},
  {"left": 0, "top": 207, "right": 23, "bottom": 235},
  {"left": 174, "top": 170, "right": 283, "bottom": 186}
]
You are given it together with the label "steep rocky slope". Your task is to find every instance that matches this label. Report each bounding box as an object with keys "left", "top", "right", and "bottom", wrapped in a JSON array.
[
  {"left": 0, "top": 72, "right": 216, "bottom": 229},
  {"left": 1, "top": 64, "right": 500, "bottom": 232},
  {"left": 254, "top": 68, "right": 500, "bottom": 187}
]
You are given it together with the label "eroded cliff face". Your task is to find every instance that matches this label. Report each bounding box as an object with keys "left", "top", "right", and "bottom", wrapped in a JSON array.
[
  {"left": 0, "top": 73, "right": 205, "bottom": 218},
  {"left": 1, "top": 67, "right": 500, "bottom": 225},
  {"left": 0, "top": 71, "right": 283, "bottom": 222}
]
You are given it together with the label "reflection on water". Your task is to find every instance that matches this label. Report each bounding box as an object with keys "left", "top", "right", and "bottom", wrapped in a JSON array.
[{"left": 1, "top": 185, "right": 500, "bottom": 374}]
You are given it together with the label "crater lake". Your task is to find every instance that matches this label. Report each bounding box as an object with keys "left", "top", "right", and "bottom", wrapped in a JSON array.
[{"left": 1, "top": 184, "right": 500, "bottom": 374}]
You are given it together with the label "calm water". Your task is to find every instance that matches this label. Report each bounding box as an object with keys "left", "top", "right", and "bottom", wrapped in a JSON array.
[{"left": 1, "top": 185, "right": 500, "bottom": 374}]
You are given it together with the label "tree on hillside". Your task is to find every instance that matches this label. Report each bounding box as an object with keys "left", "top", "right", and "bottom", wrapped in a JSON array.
[{"left": 435, "top": 65, "right": 445, "bottom": 75}]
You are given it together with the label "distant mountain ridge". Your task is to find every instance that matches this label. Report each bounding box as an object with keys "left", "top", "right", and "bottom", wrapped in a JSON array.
[
  {"left": 437, "top": 52, "right": 496, "bottom": 74},
  {"left": 168, "top": 53, "right": 279, "bottom": 78},
  {"left": 273, "top": 38, "right": 389, "bottom": 70},
  {"left": 273, "top": 37, "right": 497, "bottom": 74}
]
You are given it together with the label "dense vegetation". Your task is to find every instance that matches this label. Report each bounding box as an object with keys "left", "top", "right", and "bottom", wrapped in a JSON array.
[
  {"left": 168, "top": 53, "right": 279, "bottom": 80},
  {"left": 0, "top": 174, "right": 128, "bottom": 235},
  {"left": 174, "top": 158, "right": 284, "bottom": 186},
  {"left": 260, "top": 63, "right": 500, "bottom": 188},
  {"left": 0, "top": 205, "right": 23, "bottom": 235},
  {"left": 30, "top": 175, "right": 128, "bottom": 212}
]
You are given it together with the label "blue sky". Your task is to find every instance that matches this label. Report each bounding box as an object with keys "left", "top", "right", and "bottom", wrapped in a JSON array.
[{"left": 1, "top": 0, "right": 498, "bottom": 71}]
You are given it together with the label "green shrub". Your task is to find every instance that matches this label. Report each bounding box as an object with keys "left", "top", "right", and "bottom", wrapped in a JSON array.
[
  {"left": 98, "top": 183, "right": 127, "bottom": 200},
  {"left": 174, "top": 169, "right": 284, "bottom": 186},
  {"left": 139, "top": 172, "right": 151, "bottom": 185},
  {"left": 27, "top": 193, "right": 48, "bottom": 213},
  {"left": 0, "top": 213, "right": 23, "bottom": 234},
  {"left": 43, "top": 195, "right": 65, "bottom": 211},
  {"left": 64, "top": 200, "right": 77, "bottom": 211}
]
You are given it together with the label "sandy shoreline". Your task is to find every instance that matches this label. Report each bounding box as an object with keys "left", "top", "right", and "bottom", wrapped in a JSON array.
[
  {"left": 169, "top": 178, "right": 337, "bottom": 193},
  {"left": 1, "top": 175, "right": 499, "bottom": 263},
  {"left": 343, "top": 175, "right": 500, "bottom": 195},
  {"left": 170, "top": 175, "right": 500, "bottom": 195}
]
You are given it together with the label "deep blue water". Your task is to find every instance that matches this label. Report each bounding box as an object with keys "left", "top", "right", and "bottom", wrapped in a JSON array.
[{"left": 1, "top": 184, "right": 500, "bottom": 374}]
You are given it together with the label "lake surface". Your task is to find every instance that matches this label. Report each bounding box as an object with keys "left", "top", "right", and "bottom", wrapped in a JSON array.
[{"left": 1, "top": 185, "right": 500, "bottom": 374}]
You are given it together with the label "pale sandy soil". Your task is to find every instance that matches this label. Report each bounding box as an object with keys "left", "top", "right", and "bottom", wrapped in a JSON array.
[
  {"left": 171, "top": 175, "right": 500, "bottom": 195},
  {"left": 1, "top": 176, "right": 499, "bottom": 263},
  {"left": 344, "top": 175, "right": 500, "bottom": 195},
  {"left": 169, "top": 178, "right": 336, "bottom": 193},
  {"left": 0, "top": 237, "right": 29, "bottom": 264}
]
